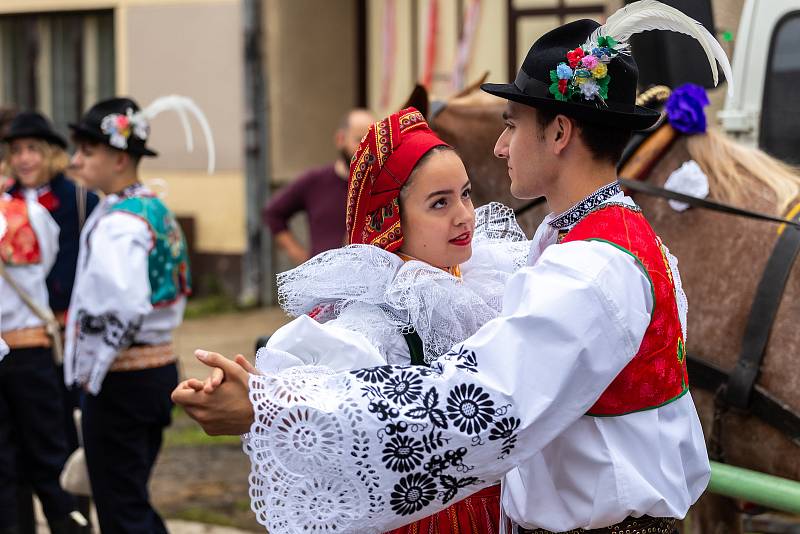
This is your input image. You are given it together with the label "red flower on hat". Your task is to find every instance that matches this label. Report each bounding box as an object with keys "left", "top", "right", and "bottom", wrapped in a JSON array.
[
  {"left": 558, "top": 79, "right": 568, "bottom": 95},
  {"left": 566, "top": 47, "right": 585, "bottom": 69}
]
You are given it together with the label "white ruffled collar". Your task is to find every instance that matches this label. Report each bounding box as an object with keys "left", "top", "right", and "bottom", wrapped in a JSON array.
[{"left": 277, "top": 203, "right": 530, "bottom": 362}]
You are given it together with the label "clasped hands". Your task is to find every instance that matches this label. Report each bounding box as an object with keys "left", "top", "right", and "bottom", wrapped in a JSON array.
[{"left": 171, "top": 350, "right": 257, "bottom": 435}]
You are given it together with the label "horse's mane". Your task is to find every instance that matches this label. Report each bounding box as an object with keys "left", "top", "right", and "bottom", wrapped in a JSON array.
[{"left": 687, "top": 129, "right": 800, "bottom": 215}]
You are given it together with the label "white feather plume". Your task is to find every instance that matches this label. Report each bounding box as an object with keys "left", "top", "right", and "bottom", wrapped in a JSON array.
[
  {"left": 137, "top": 95, "right": 217, "bottom": 174},
  {"left": 583, "top": 0, "right": 733, "bottom": 96}
]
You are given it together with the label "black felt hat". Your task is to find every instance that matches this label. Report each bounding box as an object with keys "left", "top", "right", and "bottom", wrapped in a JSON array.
[
  {"left": 3, "top": 111, "right": 67, "bottom": 148},
  {"left": 482, "top": 19, "right": 660, "bottom": 131},
  {"left": 69, "top": 97, "right": 158, "bottom": 157}
]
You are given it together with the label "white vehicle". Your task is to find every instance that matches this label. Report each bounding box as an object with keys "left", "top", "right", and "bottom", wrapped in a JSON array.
[{"left": 719, "top": 0, "right": 800, "bottom": 163}]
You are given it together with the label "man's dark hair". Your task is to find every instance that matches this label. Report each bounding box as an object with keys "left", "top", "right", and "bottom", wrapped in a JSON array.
[{"left": 534, "top": 108, "right": 632, "bottom": 164}]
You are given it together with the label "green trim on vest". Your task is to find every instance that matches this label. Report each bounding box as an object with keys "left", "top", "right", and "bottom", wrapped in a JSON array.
[
  {"left": 587, "top": 386, "right": 689, "bottom": 417},
  {"left": 109, "top": 196, "right": 192, "bottom": 306}
]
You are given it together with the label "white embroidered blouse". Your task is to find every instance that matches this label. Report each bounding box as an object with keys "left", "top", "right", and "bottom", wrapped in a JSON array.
[
  {"left": 64, "top": 184, "right": 186, "bottom": 394},
  {"left": 0, "top": 194, "right": 60, "bottom": 361}
]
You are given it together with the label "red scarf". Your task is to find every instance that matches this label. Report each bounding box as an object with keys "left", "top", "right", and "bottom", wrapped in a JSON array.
[{"left": 346, "top": 107, "right": 449, "bottom": 252}]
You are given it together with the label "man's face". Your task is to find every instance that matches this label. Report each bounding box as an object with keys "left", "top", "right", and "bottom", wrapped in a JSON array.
[
  {"left": 337, "top": 110, "right": 374, "bottom": 161},
  {"left": 69, "top": 141, "right": 120, "bottom": 193},
  {"left": 493, "top": 102, "right": 557, "bottom": 200}
]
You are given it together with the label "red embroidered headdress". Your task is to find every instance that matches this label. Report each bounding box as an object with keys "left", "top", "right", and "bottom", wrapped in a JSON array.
[{"left": 346, "top": 107, "right": 449, "bottom": 252}]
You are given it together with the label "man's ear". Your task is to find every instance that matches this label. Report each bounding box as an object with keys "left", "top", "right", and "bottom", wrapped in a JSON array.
[
  {"left": 113, "top": 149, "right": 132, "bottom": 173},
  {"left": 552, "top": 115, "right": 575, "bottom": 156}
]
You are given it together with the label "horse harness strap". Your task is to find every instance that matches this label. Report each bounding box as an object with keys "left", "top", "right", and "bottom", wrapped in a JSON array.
[
  {"left": 619, "top": 175, "right": 800, "bottom": 441},
  {"left": 617, "top": 178, "right": 800, "bottom": 228},
  {"left": 513, "top": 178, "right": 800, "bottom": 228},
  {"left": 687, "top": 354, "right": 800, "bottom": 446},
  {"left": 724, "top": 209, "right": 800, "bottom": 409}
]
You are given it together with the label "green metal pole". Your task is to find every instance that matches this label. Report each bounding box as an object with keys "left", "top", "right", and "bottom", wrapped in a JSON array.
[{"left": 708, "top": 461, "right": 800, "bottom": 514}]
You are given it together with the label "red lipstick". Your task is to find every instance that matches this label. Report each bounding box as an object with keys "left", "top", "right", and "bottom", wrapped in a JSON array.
[{"left": 449, "top": 231, "right": 472, "bottom": 246}]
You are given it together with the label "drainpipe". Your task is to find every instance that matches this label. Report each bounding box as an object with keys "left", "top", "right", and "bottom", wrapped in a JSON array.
[{"left": 240, "top": 0, "right": 273, "bottom": 306}]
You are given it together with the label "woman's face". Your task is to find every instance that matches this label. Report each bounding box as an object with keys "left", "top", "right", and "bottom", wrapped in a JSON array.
[
  {"left": 9, "top": 138, "right": 48, "bottom": 188},
  {"left": 399, "top": 149, "right": 475, "bottom": 269}
]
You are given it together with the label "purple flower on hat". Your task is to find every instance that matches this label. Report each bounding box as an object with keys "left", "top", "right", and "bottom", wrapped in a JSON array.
[{"left": 666, "top": 83, "right": 710, "bottom": 134}]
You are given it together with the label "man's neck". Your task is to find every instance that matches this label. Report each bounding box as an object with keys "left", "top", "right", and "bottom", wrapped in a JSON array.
[
  {"left": 546, "top": 158, "right": 618, "bottom": 215},
  {"left": 103, "top": 173, "right": 140, "bottom": 196}
]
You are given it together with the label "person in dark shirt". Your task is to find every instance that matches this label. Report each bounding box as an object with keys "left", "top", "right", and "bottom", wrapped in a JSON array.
[{"left": 263, "top": 108, "right": 374, "bottom": 264}]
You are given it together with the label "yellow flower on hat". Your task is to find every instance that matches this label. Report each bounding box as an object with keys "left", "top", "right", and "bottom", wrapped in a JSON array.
[{"left": 591, "top": 63, "right": 608, "bottom": 79}]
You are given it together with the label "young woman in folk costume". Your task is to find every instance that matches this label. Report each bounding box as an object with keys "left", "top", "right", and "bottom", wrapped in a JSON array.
[{"left": 188, "top": 107, "right": 530, "bottom": 533}]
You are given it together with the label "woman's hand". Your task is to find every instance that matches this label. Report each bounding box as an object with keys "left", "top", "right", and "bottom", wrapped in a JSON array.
[{"left": 171, "top": 350, "right": 256, "bottom": 435}]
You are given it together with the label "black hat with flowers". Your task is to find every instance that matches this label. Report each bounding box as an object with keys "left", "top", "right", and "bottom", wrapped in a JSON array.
[
  {"left": 482, "top": 0, "right": 733, "bottom": 131},
  {"left": 69, "top": 97, "right": 158, "bottom": 157}
]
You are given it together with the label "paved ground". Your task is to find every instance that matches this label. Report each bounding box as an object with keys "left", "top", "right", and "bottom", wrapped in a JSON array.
[{"left": 174, "top": 306, "right": 290, "bottom": 382}]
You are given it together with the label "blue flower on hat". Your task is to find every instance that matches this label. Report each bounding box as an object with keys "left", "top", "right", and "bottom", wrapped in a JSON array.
[
  {"left": 556, "top": 63, "right": 574, "bottom": 80},
  {"left": 666, "top": 83, "right": 710, "bottom": 134}
]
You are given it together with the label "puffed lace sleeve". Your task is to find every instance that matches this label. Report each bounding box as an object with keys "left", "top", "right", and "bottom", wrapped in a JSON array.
[
  {"left": 243, "top": 240, "right": 654, "bottom": 533},
  {"left": 64, "top": 212, "right": 152, "bottom": 394},
  {"left": 257, "top": 313, "right": 390, "bottom": 373}
]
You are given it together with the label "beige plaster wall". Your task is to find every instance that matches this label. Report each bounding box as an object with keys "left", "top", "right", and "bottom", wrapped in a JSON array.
[
  {"left": 265, "top": 0, "right": 359, "bottom": 185},
  {"left": 363, "top": 0, "right": 552, "bottom": 117},
  {"left": 141, "top": 170, "right": 246, "bottom": 253},
  {"left": 126, "top": 1, "right": 243, "bottom": 172},
  {"left": 124, "top": 1, "right": 246, "bottom": 253}
]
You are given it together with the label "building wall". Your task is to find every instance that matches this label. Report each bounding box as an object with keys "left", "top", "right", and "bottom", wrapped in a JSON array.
[
  {"left": 264, "top": 0, "right": 360, "bottom": 185},
  {"left": 366, "top": 0, "right": 511, "bottom": 118},
  {"left": 0, "top": 0, "right": 246, "bottom": 257},
  {"left": 124, "top": 0, "right": 246, "bottom": 254}
]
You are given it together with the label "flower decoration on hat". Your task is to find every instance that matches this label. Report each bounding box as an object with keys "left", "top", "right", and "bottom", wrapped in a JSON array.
[
  {"left": 550, "top": 35, "right": 617, "bottom": 103},
  {"left": 100, "top": 108, "right": 150, "bottom": 150},
  {"left": 548, "top": 0, "right": 734, "bottom": 106}
]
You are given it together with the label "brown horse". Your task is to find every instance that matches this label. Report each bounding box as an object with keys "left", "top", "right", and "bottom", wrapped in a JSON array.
[{"left": 424, "top": 85, "right": 800, "bottom": 534}]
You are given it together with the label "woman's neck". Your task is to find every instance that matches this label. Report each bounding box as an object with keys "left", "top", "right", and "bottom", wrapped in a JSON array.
[{"left": 396, "top": 252, "right": 461, "bottom": 278}]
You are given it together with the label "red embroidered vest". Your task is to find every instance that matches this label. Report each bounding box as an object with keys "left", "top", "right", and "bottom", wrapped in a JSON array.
[
  {"left": 0, "top": 197, "right": 42, "bottom": 266},
  {"left": 561, "top": 203, "right": 688, "bottom": 416}
]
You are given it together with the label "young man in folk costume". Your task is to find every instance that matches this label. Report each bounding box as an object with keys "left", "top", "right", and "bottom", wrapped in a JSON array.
[
  {"left": 0, "top": 188, "right": 85, "bottom": 533},
  {"left": 176, "top": 2, "right": 732, "bottom": 532},
  {"left": 64, "top": 96, "right": 210, "bottom": 533}
]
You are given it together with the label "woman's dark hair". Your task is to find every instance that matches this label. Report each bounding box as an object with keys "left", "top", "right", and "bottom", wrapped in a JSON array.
[{"left": 534, "top": 108, "right": 632, "bottom": 164}]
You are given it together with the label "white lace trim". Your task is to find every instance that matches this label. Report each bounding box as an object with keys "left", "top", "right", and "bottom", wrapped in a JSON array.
[
  {"left": 244, "top": 369, "right": 384, "bottom": 533},
  {"left": 662, "top": 244, "right": 688, "bottom": 341},
  {"left": 276, "top": 202, "right": 529, "bottom": 363}
]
